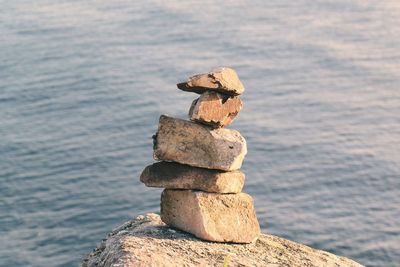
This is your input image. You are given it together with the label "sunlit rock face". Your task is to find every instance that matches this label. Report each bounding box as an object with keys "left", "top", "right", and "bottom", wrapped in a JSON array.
[{"left": 153, "top": 115, "right": 247, "bottom": 171}]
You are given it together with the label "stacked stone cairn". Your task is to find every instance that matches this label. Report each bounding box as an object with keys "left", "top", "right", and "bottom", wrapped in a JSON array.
[{"left": 140, "top": 67, "right": 261, "bottom": 243}]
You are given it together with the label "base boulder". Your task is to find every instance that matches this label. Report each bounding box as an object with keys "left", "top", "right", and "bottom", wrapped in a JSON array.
[{"left": 82, "top": 213, "right": 363, "bottom": 267}]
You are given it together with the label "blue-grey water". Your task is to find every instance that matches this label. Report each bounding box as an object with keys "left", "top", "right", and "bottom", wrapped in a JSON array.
[{"left": 1, "top": 1, "right": 399, "bottom": 266}]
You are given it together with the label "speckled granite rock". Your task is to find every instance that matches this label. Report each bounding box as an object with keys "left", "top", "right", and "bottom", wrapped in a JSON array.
[{"left": 82, "top": 213, "right": 363, "bottom": 267}]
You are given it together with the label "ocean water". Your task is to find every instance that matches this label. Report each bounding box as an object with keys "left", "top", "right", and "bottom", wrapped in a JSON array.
[{"left": 1, "top": 0, "right": 399, "bottom": 266}]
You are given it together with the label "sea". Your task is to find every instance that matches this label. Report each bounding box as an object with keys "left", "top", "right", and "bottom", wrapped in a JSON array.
[{"left": 1, "top": 1, "right": 399, "bottom": 266}]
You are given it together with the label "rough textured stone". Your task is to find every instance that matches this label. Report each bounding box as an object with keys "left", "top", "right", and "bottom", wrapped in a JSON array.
[
  {"left": 153, "top": 115, "right": 247, "bottom": 171},
  {"left": 189, "top": 91, "right": 243, "bottom": 127},
  {"left": 82, "top": 213, "right": 363, "bottom": 267},
  {"left": 177, "top": 67, "right": 245, "bottom": 96},
  {"left": 160, "top": 189, "right": 260, "bottom": 243},
  {"left": 140, "top": 161, "right": 244, "bottom": 193}
]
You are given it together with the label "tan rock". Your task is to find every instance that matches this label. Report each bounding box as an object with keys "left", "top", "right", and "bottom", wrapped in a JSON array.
[
  {"left": 177, "top": 67, "right": 245, "bottom": 96},
  {"left": 153, "top": 115, "right": 247, "bottom": 171},
  {"left": 189, "top": 91, "right": 243, "bottom": 127},
  {"left": 160, "top": 189, "right": 260, "bottom": 243},
  {"left": 82, "top": 213, "right": 363, "bottom": 267},
  {"left": 140, "top": 161, "right": 244, "bottom": 193}
]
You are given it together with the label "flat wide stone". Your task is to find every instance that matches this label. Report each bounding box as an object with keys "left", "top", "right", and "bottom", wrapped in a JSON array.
[
  {"left": 161, "top": 189, "right": 261, "bottom": 243},
  {"left": 189, "top": 91, "right": 243, "bottom": 127},
  {"left": 153, "top": 115, "right": 247, "bottom": 171},
  {"left": 177, "top": 67, "right": 245, "bottom": 96},
  {"left": 140, "top": 161, "right": 245, "bottom": 193}
]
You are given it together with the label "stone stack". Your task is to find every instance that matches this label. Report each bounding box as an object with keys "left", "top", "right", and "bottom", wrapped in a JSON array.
[{"left": 140, "top": 67, "right": 260, "bottom": 243}]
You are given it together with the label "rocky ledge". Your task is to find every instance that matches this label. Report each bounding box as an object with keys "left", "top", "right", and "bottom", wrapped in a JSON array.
[{"left": 82, "top": 213, "right": 363, "bottom": 267}]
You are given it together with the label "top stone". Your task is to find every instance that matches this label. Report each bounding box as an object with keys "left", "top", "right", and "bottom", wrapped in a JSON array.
[{"left": 177, "top": 67, "right": 245, "bottom": 96}]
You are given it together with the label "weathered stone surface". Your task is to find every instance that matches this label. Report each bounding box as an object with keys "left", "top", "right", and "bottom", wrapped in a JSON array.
[
  {"left": 153, "top": 115, "right": 247, "bottom": 171},
  {"left": 189, "top": 91, "right": 243, "bottom": 127},
  {"left": 82, "top": 213, "right": 363, "bottom": 267},
  {"left": 177, "top": 67, "right": 245, "bottom": 96},
  {"left": 140, "top": 161, "right": 244, "bottom": 193},
  {"left": 160, "top": 189, "right": 260, "bottom": 243}
]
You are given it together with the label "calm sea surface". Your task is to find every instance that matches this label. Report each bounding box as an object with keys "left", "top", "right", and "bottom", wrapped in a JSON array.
[{"left": 1, "top": 1, "right": 399, "bottom": 266}]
